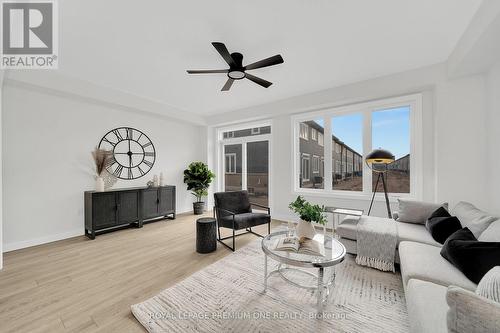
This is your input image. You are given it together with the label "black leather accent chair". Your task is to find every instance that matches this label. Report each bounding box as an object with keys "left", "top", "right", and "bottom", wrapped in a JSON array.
[{"left": 213, "top": 190, "right": 271, "bottom": 251}]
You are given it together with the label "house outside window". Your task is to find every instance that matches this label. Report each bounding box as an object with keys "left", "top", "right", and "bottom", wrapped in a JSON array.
[
  {"left": 225, "top": 153, "right": 236, "bottom": 174},
  {"left": 293, "top": 94, "right": 422, "bottom": 198}
]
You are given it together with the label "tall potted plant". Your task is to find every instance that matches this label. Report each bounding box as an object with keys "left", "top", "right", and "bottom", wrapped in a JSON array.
[
  {"left": 183, "top": 162, "right": 215, "bottom": 215},
  {"left": 288, "top": 196, "right": 326, "bottom": 239}
]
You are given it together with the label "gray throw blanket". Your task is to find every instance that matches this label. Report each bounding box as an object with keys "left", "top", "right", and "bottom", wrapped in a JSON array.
[{"left": 355, "top": 215, "right": 397, "bottom": 272}]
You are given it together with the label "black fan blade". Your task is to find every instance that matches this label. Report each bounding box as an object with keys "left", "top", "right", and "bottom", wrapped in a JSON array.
[
  {"left": 212, "top": 42, "right": 236, "bottom": 67},
  {"left": 245, "top": 73, "right": 272, "bottom": 88},
  {"left": 244, "top": 55, "right": 284, "bottom": 70},
  {"left": 187, "top": 69, "right": 228, "bottom": 74},
  {"left": 221, "top": 78, "right": 234, "bottom": 91}
]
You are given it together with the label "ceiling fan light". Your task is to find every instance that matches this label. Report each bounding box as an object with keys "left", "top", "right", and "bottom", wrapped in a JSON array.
[{"left": 228, "top": 71, "right": 246, "bottom": 80}]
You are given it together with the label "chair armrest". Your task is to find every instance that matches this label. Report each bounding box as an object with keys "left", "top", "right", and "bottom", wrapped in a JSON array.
[
  {"left": 250, "top": 202, "right": 271, "bottom": 214},
  {"left": 214, "top": 207, "right": 236, "bottom": 217},
  {"left": 447, "top": 286, "right": 500, "bottom": 332}
]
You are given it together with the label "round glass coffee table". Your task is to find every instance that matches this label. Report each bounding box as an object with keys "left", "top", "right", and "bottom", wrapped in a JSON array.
[{"left": 262, "top": 230, "right": 346, "bottom": 309}]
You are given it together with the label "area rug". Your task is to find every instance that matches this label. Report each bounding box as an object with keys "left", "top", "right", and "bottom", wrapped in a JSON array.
[{"left": 131, "top": 237, "right": 409, "bottom": 333}]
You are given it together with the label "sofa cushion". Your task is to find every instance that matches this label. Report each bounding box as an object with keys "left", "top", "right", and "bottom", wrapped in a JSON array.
[
  {"left": 396, "top": 199, "right": 448, "bottom": 224},
  {"left": 336, "top": 215, "right": 359, "bottom": 240},
  {"left": 397, "top": 221, "right": 441, "bottom": 247},
  {"left": 479, "top": 219, "right": 500, "bottom": 242},
  {"left": 425, "top": 207, "right": 462, "bottom": 244},
  {"left": 399, "top": 241, "right": 476, "bottom": 291},
  {"left": 476, "top": 267, "right": 500, "bottom": 303},
  {"left": 440, "top": 228, "right": 500, "bottom": 284},
  {"left": 452, "top": 201, "right": 498, "bottom": 238},
  {"left": 406, "top": 279, "right": 448, "bottom": 333},
  {"left": 447, "top": 286, "right": 500, "bottom": 333}
]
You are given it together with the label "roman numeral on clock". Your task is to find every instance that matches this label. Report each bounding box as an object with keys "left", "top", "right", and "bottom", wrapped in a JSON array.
[
  {"left": 126, "top": 128, "right": 133, "bottom": 140},
  {"left": 143, "top": 160, "right": 154, "bottom": 168},
  {"left": 142, "top": 142, "right": 152, "bottom": 149},
  {"left": 112, "top": 129, "right": 123, "bottom": 141},
  {"left": 113, "top": 165, "right": 123, "bottom": 177}
]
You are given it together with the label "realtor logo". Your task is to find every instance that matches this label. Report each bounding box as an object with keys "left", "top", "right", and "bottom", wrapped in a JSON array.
[{"left": 1, "top": 0, "right": 58, "bottom": 69}]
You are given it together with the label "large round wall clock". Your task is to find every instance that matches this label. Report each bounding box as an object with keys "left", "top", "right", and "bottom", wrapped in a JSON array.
[{"left": 98, "top": 127, "right": 156, "bottom": 180}]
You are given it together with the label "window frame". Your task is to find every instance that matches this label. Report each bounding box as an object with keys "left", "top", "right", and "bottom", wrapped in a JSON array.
[
  {"left": 299, "top": 123, "right": 309, "bottom": 140},
  {"left": 312, "top": 155, "right": 320, "bottom": 173},
  {"left": 311, "top": 128, "right": 317, "bottom": 141},
  {"left": 251, "top": 127, "right": 261, "bottom": 135},
  {"left": 301, "top": 153, "right": 311, "bottom": 182},
  {"left": 318, "top": 132, "right": 324, "bottom": 146},
  {"left": 292, "top": 94, "right": 423, "bottom": 200},
  {"left": 225, "top": 153, "right": 237, "bottom": 174}
]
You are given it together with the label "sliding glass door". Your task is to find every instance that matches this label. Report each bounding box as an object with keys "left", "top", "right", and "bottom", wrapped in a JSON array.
[{"left": 221, "top": 125, "right": 271, "bottom": 207}]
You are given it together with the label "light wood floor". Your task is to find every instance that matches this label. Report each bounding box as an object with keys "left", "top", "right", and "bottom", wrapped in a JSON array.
[{"left": 0, "top": 213, "right": 280, "bottom": 333}]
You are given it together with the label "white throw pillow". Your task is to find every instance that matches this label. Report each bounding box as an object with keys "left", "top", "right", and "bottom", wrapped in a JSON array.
[
  {"left": 479, "top": 220, "right": 500, "bottom": 242},
  {"left": 452, "top": 202, "right": 497, "bottom": 238},
  {"left": 476, "top": 267, "right": 500, "bottom": 303},
  {"left": 396, "top": 199, "right": 448, "bottom": 224}
]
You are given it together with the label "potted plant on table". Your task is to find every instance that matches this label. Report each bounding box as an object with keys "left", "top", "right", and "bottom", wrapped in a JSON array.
[
  {"left": 288, "top": 196, "right": 327, "bottom": 239},
  {"left": 183, "top": 162, "right": 215, "bottom": 215}
]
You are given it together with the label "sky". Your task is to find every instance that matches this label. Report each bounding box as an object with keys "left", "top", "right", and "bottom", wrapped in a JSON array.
[{"left": 313, "top": 106, "right": 410, "bottom": 159}]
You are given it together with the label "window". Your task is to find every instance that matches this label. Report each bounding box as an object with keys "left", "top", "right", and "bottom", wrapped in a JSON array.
[
  {"left": 225, "top": 153, "right": 236, "bottom": 174},
  {"left": 299, "top": 123, "right": 309, "bottom": 140},
  {"left": 301, "top": 154, "right": 310, "bottom": 181},
  {"left": 332, "top": 113, "right": 363, "bottom": 192},
  {"left": 372, "top": 106, "right": 410, "bottom": 193},
  {"left": 298, "top": 119, "right": 324, "bottom": 189},
  {"left": 312, "top": 155, "right": 320, "bottom": 173},
  {"left": 293, "top": 94, "right": 421, "bottom": 197},
  {"left": 251, "top": 128, "right": 261, "bottom": 135},
  {"left": 311, "top": 128, "right": 317, "bottom": 141}
]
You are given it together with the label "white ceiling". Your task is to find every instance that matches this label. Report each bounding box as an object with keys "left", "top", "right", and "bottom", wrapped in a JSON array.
[{"left": 57, "top": 0, "right": 482, "bottom": 116}]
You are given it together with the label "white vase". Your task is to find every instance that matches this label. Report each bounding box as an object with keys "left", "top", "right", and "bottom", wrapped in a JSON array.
[
  {"left": 95, "top": 176, "right": 105, "bottom": 192},
  {"left": 159, "top": 172, "right": 165, "bottom": 186},
  {"left": 153, "top": 175, "right": 159, "bottom": 187},
  {"left": 296, "top": 220, "right": 317, "bottom": 239}
]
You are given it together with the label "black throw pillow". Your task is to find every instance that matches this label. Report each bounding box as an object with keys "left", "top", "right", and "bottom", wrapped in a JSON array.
[
  {"left": 440, "top": 228, "right": 500, "bottom": 284},
  {"left": 425, "top": 207, "right": 462, "bottom": 244}
]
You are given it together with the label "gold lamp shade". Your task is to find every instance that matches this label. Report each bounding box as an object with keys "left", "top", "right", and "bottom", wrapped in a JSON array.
[{"left": 365, "top": 149, "right": 395, "bottom": 165}]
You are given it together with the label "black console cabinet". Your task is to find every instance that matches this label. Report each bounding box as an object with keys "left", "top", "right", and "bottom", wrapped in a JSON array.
[{"left": 84, "top": 186, "right": 175, "bottom": 239}]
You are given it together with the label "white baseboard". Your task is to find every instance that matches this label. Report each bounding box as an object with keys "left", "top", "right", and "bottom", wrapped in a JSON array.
[
  {"left": 3, "top": 208, "right": 194, "bottom": 253},
  {"left": 3, "top": 228, "right": 84, "bottom": 252}
]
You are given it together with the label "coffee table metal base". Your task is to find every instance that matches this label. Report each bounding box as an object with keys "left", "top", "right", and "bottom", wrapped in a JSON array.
[{"left": 263, "top": 254, "right": 336, "bottom": 310}]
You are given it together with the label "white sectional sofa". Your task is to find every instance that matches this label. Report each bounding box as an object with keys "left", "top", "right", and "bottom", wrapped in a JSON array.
[{"left": 337, "top": 201, "right": 500, "bottom": 333}]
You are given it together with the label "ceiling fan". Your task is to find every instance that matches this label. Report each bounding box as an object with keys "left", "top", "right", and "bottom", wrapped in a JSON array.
[{"left": 187, "top": 42, "right": 284, "bottom": 91}]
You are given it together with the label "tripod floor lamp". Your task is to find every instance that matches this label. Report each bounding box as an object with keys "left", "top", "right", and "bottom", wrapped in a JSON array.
[{"left": 365, "top": 149, "right": 395, "bottom": 218}]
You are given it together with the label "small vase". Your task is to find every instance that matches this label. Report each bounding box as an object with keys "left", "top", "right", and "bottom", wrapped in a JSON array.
[
  {"left": 153, "top": 175, "right": 159, "bottom": 187},
  {"left": 95, "top": 176, "right": 105, "bottom": 192},
  {"left": 296, "top": 220, "right": 317, "bottom": 239},
  {"left": 159, "top": 172, "right": 165, "bottom": 186}
]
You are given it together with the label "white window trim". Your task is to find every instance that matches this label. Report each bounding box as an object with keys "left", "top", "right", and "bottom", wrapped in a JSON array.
[
  {"left": 251, "top": 127, "right": 260, "bottom": 135},
  {"left": 225, "top": 153, "right": 237, "bottom": 174},
  {"left": 312, "top": 155, "right": 320, "bottom": 173},
  {"left": 292, "top": 93, "right": 423, "bottom": 201}
]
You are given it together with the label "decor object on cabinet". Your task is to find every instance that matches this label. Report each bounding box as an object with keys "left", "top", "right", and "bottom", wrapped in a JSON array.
[
  {"left": 98, "top": 127, "right": 155, "bottom": 180},
  {"left": 288, "top": 196, "right": 326, "bottom": 239},
  {"left": 153, "top": 175, "right": 159, "bottom": 187},
  {"left": 365, "top": 148, "right": 395, "bottom": 218},
  {"left": 91, "top": 147, "right": 114, "bottom": 192},
  {"left": 183, "top": 162, "right": 215, "bottom": 215},
  {"left": 84, "top": 186, "right": 175, "bottom": 239},
  {"left": 160, "top": 172, "right": 165, "bottom": 186}
]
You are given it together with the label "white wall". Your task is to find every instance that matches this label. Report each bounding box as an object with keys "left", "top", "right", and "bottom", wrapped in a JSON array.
[
  {"left": 486, "top": 61, "right": 500, "bottom": 215},
  {"left": 208, "top": 63, "right": 490, "bottom": 221},
  {"left": 2, "top": 82, "right": 205, "bottom": 251}
]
